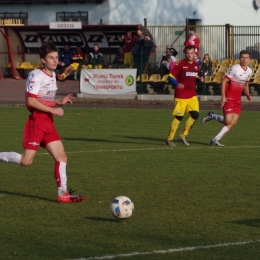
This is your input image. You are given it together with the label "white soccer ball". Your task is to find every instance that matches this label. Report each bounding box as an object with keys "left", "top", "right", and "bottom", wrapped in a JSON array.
[{"left": 110, "top": 196, "right": 134, "bottom": 220}]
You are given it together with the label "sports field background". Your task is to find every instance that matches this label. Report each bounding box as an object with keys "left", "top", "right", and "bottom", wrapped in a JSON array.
[{"left": 1, "top": 105, "right": 260, "bottom": 260}]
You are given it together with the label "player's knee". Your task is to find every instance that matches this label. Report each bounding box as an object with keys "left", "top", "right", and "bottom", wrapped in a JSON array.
[
  {"left": 175, "top": 116, "right": 183, "bottom": 121},
  {"left": 230, "top": 120, "right": 238, "bottom": 127},
  {"left": 190, "top": 111, "right": 199, "bottom": 120},
  {"left": 56, "top": 154, "right": 67, "bottom": 163},
  {"left": 20, "top": 159, "right": 33, "bottom": 167}
]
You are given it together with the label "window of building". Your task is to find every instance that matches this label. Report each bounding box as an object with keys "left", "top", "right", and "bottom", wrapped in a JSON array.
[
  {"left": 0, "top": 12, "right": 28, "bottom": 25},
  {"left": 56, "top": 11, "right": 88, "bottom": 24}
]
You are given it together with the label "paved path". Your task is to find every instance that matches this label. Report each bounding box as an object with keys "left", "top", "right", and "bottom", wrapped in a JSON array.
[
  {"left": 0, "top": 78, "right": 80, "bottom": 104},
  {"left": 1, "top": 78, "right": 260, "bottom": 111}
]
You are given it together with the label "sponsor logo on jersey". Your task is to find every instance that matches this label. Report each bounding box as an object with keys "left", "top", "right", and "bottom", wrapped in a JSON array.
[{"left": 186, "top": 72, "right": 197, "bottom": 76}]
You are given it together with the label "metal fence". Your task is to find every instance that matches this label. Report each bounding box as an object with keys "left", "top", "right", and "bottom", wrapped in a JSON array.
[{"left": 147, "top": 24, "right": 260, "bottom": 66}]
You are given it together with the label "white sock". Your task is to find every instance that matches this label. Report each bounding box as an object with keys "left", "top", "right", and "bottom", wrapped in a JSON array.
[
  {"left": 55, "top": 161, "right": 67, "bottom": 196},
  {"left": 0, "top": 152, "right": 21, "bottom": 165},
  {"left": 214, "top": 126, "right": 229, "bottom": 141},
  {"left": 212, "top": 113, "right": 224, "bottom": 123}
]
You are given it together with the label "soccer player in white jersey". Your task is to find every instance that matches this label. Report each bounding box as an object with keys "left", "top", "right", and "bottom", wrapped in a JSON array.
[
  {"left": 201, "top": 50, "right": 252, "bottom": 146},
  {"left": 0, "top": 42, "right": 85, "bottom": 203}
]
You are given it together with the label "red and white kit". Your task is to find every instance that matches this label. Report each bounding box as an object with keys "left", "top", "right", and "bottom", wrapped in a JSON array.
[
  {"left": 223, "top": 64, "right": 252, "bottom": 115},
  {"left": 24, "top": 69, "right": 60, "bottom": 150}
]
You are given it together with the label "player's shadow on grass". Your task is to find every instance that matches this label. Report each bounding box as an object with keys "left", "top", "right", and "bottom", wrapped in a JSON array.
[
  {"left": 62, "top": 137, "right": 136, "bottom": 144},
  {"left": 85, "top": 216, "right": 120, "bottom": 223},
  {"left": 0, "top": 190, "right": 56, "bottom": 203},
  {"left": 230, "top": 219, "right": 260, "bottom": 227},
  {"left": 119, "top": 135, "right": 209, "bottom": 146},
  {"left": 63, "top": 136, "right": 163, "bottom": 145}
]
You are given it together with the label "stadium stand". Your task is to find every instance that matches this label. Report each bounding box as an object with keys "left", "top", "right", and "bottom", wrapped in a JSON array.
[
  {"left": 32, "top": 61, "right": 41, "bottom": 69},
  {"left": 145, "top": 74, "right": 161, "bottom": 94}
]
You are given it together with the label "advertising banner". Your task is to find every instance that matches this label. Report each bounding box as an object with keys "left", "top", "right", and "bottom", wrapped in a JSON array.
[{"left": 80, "top": 69, "right": 137, "bottom": 94}]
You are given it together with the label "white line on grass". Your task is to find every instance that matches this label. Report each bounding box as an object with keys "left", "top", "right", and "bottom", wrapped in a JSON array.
[
  {"left": 39, "top": 145, "right": 260, "bottom": 155},
  {"left": 66, "top": 239, "right": 260, "bottom": 260}
]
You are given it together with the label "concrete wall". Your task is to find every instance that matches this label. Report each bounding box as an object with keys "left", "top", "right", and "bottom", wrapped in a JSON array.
[{"left": 0, "top": 0, "right": 259, "bottom": 26}]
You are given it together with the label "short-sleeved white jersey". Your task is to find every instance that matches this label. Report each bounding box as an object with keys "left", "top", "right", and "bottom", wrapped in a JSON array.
[
  {"left": 224, "top": 64, "right": 252, "bottom": 100},
  {"left": 25, "top": 69, "right": 57, "bottom": 118}
]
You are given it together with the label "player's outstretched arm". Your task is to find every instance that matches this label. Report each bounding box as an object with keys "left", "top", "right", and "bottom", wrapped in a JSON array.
[{"left": 27, "top": 96, "right": 64, "bottom": 117}]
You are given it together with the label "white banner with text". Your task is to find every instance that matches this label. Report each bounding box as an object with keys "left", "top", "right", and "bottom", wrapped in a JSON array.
[{"left": 80, "top": 69, "right": 137, "bottom": 94}]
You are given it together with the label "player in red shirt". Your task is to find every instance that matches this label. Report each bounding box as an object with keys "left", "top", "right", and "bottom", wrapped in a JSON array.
[
  {"left": 166, "top": 45, "right": 203, "bottom": 146},
  {"left": 201, "top": 50, "right": 252, "bottom": 146},
  {"left": 122, "top": 31, "right": 134, "bottom": 67},
  {"left": 0, "top": 42, "right": 85, "bottom": 203}
]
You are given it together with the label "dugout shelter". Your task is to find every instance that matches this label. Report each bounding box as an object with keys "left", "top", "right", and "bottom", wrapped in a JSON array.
[{"left": 0, "top": 23, "right": 138, "bottom": 79}]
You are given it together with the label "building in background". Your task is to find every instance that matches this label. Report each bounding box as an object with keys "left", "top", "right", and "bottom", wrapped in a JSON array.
[{"left": 1, "top": 0, "right": 260, "bottom": 78}]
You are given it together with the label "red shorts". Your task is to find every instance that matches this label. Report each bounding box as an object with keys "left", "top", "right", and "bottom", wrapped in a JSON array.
[
  {"left": 23, "top": 117, "right": 61, "bottom": 150},
  {"left": 223, "top": 98, "right": 241, "bottom": 115}
]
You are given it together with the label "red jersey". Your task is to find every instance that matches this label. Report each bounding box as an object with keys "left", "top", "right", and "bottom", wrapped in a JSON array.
[
  {"left": 72, "top": 52, "right": 85, "bottom": 63},
  {"left": 184, "top": 35, "right": 200, "bottom": 57},
  {"left": 123, "top": 36, "right": 135, "bottom": 52},
  {"left": 224, "top": 64, "right": 252, "bottom": 100},
  {"left": 169, "top": 59, "right": 199, "bottom": 99},
  {"left": 25, "top": 69, "right": 57, "bottom": 120}
]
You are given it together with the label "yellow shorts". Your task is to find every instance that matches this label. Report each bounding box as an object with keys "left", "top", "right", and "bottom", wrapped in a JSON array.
[
  {"left": 172, "top": 96, "right": 199, "bottom": 116},
  {"left": 87, "top": 64, "right": 103, "bottom": 69},
  {"left": 70, "top": 63, "right": 80, "bottom": 71},
  {"left": 124, "top": 52, "right": 133, "bottom": 66}
]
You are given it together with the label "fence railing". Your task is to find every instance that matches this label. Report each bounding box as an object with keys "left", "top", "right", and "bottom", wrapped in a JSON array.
[{"left": 147, "top": 24, "right": 260, "bottom": 67}]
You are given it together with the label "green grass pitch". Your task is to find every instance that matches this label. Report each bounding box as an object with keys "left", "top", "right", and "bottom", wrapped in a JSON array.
[{"left": 1, "top": 105, "right": 260, "bottom": 260}]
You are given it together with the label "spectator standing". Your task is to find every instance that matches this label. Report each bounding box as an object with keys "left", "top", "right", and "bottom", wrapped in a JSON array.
[
  {"left": 140, "top": 34, "right": 154, "bottom": 67},
  {"left": 57, "top": 45, "right": 85, "bottom": 81},
  {"left": 132, "top": 28, "right": 144, "bottom": 72},
  {"left": 0, "top": 42, "right": 85, "bottom": 203},
  {"left": 184, "top": 32, "right": 200, "bottom": 63},
  {"left": 166, "top": 45, "right": 203, "bottom": 147},
  {"left": 201, "top": 50, "right": 252, "bottom": 146},
  {"left": 122, "top": 31, "right": 134, "bottom": 67}
]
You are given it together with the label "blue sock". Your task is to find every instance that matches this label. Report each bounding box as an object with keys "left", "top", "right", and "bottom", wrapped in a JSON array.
[{"left": 212, "top": 114, "right": 224, "bottom": 123}]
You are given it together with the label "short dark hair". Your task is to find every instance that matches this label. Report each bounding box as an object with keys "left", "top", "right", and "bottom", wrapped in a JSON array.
[
  {"left": 184, "top": 45, "right": 195, "bottom": 53},
  {"left": 94, "top": 43, "right": 99, "bottom": 48},
  {"left": 39, "top": 42, "right": 58, "bottom": 59},
  {"left": 240, "top": 50, "right": 250, "bottom": 57}
]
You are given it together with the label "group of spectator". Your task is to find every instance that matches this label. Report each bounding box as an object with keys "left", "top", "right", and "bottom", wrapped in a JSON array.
[
  {"left": 156, "top": 31, "right": 216, "bottom": 81},
  {"left": 56, "top": 43, "right": 104, "bottom": 81},
  {"left": 56, "top": 30, "right": 214, "bottom": 82}
]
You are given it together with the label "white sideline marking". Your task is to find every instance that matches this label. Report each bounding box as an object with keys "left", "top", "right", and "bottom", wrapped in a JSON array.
[
  {"left": 39, "top": 145, "right": 260, "bottom": 155},
  {"left": 66, "top": 239, "right": 260, "bottom": 260}
]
